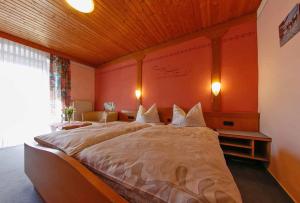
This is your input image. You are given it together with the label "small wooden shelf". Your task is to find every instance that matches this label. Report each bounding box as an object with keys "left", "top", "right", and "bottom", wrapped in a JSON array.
[
  {"left": 253, "top": 155, "right": 269, "bottom": 162},
  {"left": 222, "top": 147, "right": 252, "bottom": 158},
  {"left": 219, "top": 136, "right": 252, "bottom": 149},
  {"left": 220, "top": 141, "right": 252, "bottom": 149},
  {"left": 217, "top": 129, "right": 272, "bottom": 162}
]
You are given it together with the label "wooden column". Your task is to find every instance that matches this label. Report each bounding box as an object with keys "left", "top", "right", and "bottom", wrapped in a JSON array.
[
  {"left": 211, "top": 36, "right": 222, "bottom": 112},
  {"left": 135, "top": 54, "right": 145, "bottom": 108},
  {"left": 208, "top": 30, "right": 227, "bottom": 112}
]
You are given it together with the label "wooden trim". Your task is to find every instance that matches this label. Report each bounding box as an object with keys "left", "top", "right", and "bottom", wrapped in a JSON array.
[
  {"left": 220, "top": 141, "right": 252, "bottom": 149},
  {"left": 204, "top": 111, "right": 259, "bottom": 118},
  {"left": 24, "top": 143, "right": 127, "bottom": 203},
  {"left": 208, "top": 29, "right": 227, "bottom": 112},
  {"left": 120, "top": 108, "right": 260, "bottom": 131},
  {"left": 267, "top": 169, "right": 297, "bottom": 203},
  {"left": 218, "top": 133, "right": 272, "bottom": 142},
  {"left": 98, "top": 12, "right": 256, "bottom": 68},
  {"left": 211, "top": 36, "right": 221, "bottom": 112},
  {"left": 135, "top": 54, "right": 145, "bottom": 108},
  {"left": 0, "top": 31, "right": 96, "bottom": 67},
  {"left": 218, "top": 131, "right": 271, "bottom": 162},
  {"left": 252, "top": 140, "right": 255, "bottom": 158}
]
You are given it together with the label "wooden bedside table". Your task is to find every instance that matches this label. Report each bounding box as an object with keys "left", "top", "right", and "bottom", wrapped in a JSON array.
[{"left": 217, "top": 129, "right": 272, "bottom": 162}]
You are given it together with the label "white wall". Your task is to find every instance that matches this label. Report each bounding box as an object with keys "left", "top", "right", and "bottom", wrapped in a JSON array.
[{"left": 257, "top": 0, "right": 300, "bottom": 201}]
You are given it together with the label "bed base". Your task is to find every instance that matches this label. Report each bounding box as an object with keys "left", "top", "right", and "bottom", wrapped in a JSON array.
[{"left": 24, "top": 143, "right": 127, "bottom": 203}]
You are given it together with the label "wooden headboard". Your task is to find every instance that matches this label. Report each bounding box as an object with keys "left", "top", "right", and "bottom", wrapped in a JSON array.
[{"left": 119, "top": 108, "right": 259, "bottom": 132}]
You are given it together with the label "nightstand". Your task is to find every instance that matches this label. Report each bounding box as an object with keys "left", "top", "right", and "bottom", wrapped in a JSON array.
[{"left": 217, "top": 129, "right": 272, "bottom": 162}]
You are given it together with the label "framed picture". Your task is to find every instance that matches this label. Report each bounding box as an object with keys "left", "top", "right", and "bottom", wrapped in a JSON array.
[{"left": 279, "top": 4, "right": 300, "bottom": 47}]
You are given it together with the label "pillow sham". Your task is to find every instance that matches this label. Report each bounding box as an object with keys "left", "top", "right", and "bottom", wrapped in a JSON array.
[
  {"left": 172, "top": 103, "right": 206, "bottom": 127},
  {"left": 136, "top": 104, "right": 161, "bottom": 123}
]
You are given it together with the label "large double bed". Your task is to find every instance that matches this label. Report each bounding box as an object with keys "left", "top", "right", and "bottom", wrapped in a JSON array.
[{"left": 25, "top": 109, "right": 259, "bottom": 203}]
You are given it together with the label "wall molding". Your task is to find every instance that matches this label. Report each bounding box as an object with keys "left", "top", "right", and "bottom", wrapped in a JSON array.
[{"left": 257, "top": 0, "right": 269, "bottom": 18}]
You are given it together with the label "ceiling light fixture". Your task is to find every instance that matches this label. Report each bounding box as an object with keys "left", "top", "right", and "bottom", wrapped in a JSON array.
[{"left": 66, "top": 0, "right": 94, "bottom": 13}]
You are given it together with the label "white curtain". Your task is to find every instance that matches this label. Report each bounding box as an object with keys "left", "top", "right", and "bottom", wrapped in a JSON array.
[{"left": 0, "top": 38, "right": 53, "bottom": 148}]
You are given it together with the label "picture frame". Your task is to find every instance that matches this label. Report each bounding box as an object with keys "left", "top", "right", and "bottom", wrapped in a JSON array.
[{"left": 279, "top": 4, "right": 300, "bottom": 47}]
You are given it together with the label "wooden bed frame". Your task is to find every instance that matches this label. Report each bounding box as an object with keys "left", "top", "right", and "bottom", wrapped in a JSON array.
[
  {"left": 25, "top": 109, "right": 259, "bottom": 203},
  {"left": 24, "top": 143, "right": 127, "bottom": 203}
]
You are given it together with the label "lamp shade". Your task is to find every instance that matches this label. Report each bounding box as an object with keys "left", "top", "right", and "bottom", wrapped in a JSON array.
[
  {"left": 135, "top": 89, "right": 142, "bottom": 99},
  {"left": 212, "top": 82, "right": 221, "bottom": 96}
]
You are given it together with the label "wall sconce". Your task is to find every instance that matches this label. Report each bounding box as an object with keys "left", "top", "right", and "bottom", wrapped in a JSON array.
[
  {"left": 212, "top": 82, "right": 221, "bottom": 96},
  {"left": 135, "top": 89, "right": 142, "bottom": 99}
]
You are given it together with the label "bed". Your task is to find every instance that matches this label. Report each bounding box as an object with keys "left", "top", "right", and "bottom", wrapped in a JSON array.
[{"left": 25, "top": 109, "right": 259, "bottom": 203}]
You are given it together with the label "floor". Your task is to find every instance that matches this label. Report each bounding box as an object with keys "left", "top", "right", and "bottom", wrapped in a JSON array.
[
  {"left": 0, "top": 145, "right": 294, "bottom": 203},
  {"left": 226, "top": 158, "right": 293, "bottom": 203}
]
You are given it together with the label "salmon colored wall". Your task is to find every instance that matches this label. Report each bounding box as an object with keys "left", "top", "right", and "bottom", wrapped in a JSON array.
[
  {"left": 95, "top": 20, "right": 258, "bottom": 112},
  {"left": 222, "top": 21, "right": 258, "bottom": 112},
  {"left": 95, "top": 60, "right": 137, "bottom": 111},
  {"left": 142, "top": 37, "right": 212, "bottom": 111},
  {"left": 70, "top": 61, "right": 95, "bottom": 103},
  {"left": 258, "top": 0, "right": 300, "bottom": 201}
]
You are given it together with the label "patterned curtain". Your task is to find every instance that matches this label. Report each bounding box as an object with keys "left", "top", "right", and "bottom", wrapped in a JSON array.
[{"left": 49, "top": 54, "right": 71, "bottom": 120}]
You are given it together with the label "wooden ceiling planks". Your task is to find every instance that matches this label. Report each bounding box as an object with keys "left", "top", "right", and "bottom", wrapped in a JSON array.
[{"left": 0, "top": 0, "right": 261, "bottom": 66}]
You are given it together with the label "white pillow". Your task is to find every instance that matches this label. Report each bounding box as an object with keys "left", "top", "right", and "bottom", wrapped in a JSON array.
[
  {"left": 136, "top": 104, "right": 160, "bottom": 123},
  {"left": 172, "top": 103, "right": 206, "bottom": 127}
]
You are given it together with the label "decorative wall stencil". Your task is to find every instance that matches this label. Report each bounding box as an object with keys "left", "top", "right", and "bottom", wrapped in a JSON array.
[
  {"left": 151, "top": 65, "right": 191, "bottom": 79},
  {"left": 144, "top": 43, "right": 211, "bottom": 63},
  {"left": 222, "top": 31, "right": 256, "bottom": 43},
  {"left": 96, "top": 31, "right": 255, "bottom": 74},
  {"left": 279, "top": 4, "right": 300, "bottom": 47},
  {"left": 143, "top": 31, "right": 254, "bottom": 64}
]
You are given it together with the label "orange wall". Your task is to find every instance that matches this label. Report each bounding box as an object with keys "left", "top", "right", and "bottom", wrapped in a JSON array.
[
  {"left": 95, "top": 20, "right": 258, "bottom": 112},
  {"left": 95, "top": 60, "right": 137, "bottom": 111},
  {"left": 258, "top": 0, "right": 300, "bottom": 201},
  {"left": 142, "top": 37, "right": 212, "bottom": 111},
  {"left": 222, "top": 21, "right": 258, "bottom": 112}
]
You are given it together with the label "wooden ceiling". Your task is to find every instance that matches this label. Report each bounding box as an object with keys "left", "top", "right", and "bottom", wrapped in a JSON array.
[{"left": 0, "top": 0, "right": 261, "bottom": 66}]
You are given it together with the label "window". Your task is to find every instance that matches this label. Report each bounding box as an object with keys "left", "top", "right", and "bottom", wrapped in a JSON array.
[{"left": 0, "top": 38, "right": 57, "bottom": 148}]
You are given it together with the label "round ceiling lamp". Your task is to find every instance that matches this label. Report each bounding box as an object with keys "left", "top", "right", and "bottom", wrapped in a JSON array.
[{"left": 66, "top": 0, "right": 95, "bottom": 13}]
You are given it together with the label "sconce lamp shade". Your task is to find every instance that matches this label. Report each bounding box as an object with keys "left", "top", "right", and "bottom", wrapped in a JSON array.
[
  {"left": 135, "top": 89, "right": 142, "bottom": 99},
  {"left": 212, "top": 82, "right": 221, "bottom": 96}
]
